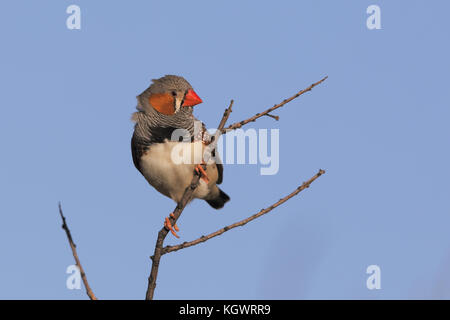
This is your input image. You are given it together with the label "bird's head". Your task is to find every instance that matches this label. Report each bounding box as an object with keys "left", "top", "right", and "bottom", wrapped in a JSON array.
[{"left": 137, "top": 75, "right": 203, "bottom": 116}]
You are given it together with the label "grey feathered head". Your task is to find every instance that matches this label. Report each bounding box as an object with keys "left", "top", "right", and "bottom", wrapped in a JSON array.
[
  {"left": 148, "top": 75, "right": 193, "bottom": 94},
  {"left": 136, "top": 75, "right": 201, "bottom": 115}
]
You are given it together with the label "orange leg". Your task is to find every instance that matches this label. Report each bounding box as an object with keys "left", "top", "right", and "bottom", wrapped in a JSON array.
[
  {"left": 164, "top": 216, "right": 180, "bottom": 238},
  {"left": 195, "top": 163, "right": 210, "bottom": 183}
]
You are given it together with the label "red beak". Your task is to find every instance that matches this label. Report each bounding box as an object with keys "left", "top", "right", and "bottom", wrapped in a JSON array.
[{"left": 182, "top": 89, "right": 203, "bottom": 107}]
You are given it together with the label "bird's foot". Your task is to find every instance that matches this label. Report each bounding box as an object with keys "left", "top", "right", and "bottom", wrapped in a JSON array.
[
  {"left": 195, "top": 163, "right": 209, "bottom": 183},
  {"left": 169, "top": 213, "right": 180, "bottom": 231},
  {"left": 164, "top": 214, "right": 179, "bottom": 238}
]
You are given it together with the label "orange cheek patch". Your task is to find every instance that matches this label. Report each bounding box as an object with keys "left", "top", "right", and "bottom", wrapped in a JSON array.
[{"left": 149, "top": 93, "right": 175, "bottom": 115}]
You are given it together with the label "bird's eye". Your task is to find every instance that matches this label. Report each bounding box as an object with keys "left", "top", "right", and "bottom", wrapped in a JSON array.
[{"left": 171, "top": 91, "right": 177, "bottom": 97}]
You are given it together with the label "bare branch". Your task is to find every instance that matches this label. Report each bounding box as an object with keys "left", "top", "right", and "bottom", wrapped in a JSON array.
[
  {"left": 145, "top": 100, "right": 234, "bottom": 300},
  {"left": 57, "top": 77, "right": 328, "bottom": 301},
  {"left": 145, "top": 77, "right": 328, "bottom": 299},
  {"left": 58, "top": 203, "right": 97, "bottom": 300},
  {"left": 161, "top": 169, "right": 325, "bottom": 255},
  {"left": 223, "top": 76, "right": 328, "bottom": 133}
]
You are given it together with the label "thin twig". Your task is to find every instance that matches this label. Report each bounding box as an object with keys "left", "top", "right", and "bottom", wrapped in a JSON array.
[
  {"left": 161, "top": 169, "right": 325, "bottom": 255},
  {"left": 223, "top": 76, "right": 328, "bottom": 133},
  {"left": 217, "top": 100, "right": 234, "bottom": 132},
  {"left": 204, "top": 100, "right": 234, "bottom": 163},
  {"left": 58, "top": 203, "right": 97, "bottom": 300},
  {"left": 264, "top": 113, "right": 279, "bottom": 121},
  {"left": 145, "top": 100, "right": 234, "bottom": 300}
]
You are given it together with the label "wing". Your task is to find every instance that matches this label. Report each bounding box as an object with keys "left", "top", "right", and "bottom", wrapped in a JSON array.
[{"left": 131, "top": 132, "right": 146, "bottom": 173}]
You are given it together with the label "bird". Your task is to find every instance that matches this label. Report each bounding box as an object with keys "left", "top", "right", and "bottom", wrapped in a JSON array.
[{"left": 131, "top": 75, "right": 230, "bottom": 237}]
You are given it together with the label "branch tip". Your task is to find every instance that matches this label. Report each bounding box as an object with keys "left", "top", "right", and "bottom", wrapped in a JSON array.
[{"left": 58, "top": 203, "right": 97, "bottom": 300}]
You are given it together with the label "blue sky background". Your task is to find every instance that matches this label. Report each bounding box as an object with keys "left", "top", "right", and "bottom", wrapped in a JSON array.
[{"left": 1, "top": 1, "right": 449, "bottom": 299}]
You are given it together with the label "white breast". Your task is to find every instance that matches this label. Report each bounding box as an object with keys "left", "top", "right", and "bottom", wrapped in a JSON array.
[{"left": 139, "top": 141, "right": 211, "bottom": 203}]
